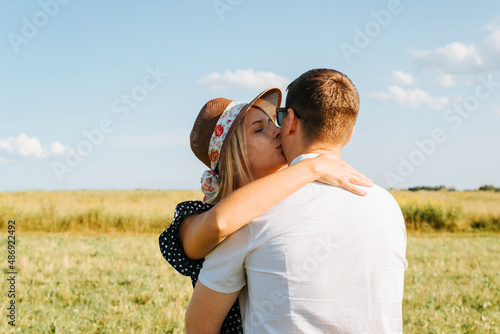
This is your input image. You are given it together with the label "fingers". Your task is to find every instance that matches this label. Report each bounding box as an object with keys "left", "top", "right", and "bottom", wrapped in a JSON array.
[
  {"left": 315, "top": 155, "right": 374, "bottom": 194},
  {"left": 341, "top": 182, "right": 367, "bottom": 196},
  {"left": 349, "top": 173, "right": 374, "bottom": 187},
  {"left": 345, "top": 166, "right": 373, "bottom": 185},
  {"left": 343, "top": 172, "right": 374, "bottom": 196}
]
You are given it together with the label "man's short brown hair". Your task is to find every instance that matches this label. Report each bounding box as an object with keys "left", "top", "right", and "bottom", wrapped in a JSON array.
[{"left": 285, "top": 68, "right": 360, "bottom": 146}]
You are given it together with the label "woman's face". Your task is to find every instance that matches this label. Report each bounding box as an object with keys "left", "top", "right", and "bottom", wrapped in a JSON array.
[{"left": 245, "top": 107, "right": 287, "bottom": 180}]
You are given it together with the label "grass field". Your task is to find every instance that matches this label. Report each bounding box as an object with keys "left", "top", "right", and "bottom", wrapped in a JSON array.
[
  {"left": 0, "top": 234, "right": 498, "bottom": 333},
  {"left": 0, "top": 190, "right": 499, "bottom": 333},
  {"left": 1, "top": 189, "right": 499, "bottom": 233},
  {"left": 0, "top": 190, "right": 203, "bottom": 234},
  {"left": 391, "top": 190, "right": 500, "bottom": 231},
  {"left": 0, "top": 190, "right": 500, "bottom": 235}
]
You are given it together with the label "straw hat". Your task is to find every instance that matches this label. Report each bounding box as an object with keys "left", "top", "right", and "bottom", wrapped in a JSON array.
[{"left": 190, "top": 88, "right": 282, "bottom": 172}]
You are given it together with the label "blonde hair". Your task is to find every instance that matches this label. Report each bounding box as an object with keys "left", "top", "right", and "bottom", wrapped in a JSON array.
[{"left": 205, "top": 114, "right": 254, "bottom": 205}]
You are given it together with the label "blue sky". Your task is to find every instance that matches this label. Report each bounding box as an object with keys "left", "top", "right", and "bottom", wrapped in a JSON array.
[{"left": 1, "top": 0, "right": 499, "bottom": 191}]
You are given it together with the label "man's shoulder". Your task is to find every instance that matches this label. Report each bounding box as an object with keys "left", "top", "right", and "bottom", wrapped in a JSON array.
[
  {"left": 314, "top": 182, "right": 397, "bottom": 201},
  {"left": 251, "top": 182, "right": 401, "bottom": 224},
  {"left": 302, "top": 182, "right": 398, "bottom": 204},
  {"left": 363, "top": 183, "right": 398, "bottom": 200},
  {"left": 255, "top": 181, "right": 394, "bottom": 207},
  {"left": 245, "top": 182, "right": 405, "bottom": 253}
]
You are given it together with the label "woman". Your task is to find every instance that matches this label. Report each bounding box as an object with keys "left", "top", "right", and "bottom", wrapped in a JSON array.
[{"left": 159, "top": 88, "right": 372, "bottom": 333}]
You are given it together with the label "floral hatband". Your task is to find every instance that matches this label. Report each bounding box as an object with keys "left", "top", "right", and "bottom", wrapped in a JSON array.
[{"left": 201, "top": 101, "right": 246, "bottom": 201}]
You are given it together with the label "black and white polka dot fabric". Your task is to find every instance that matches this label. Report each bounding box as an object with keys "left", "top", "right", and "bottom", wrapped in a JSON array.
[{"left": 159, "top": 200, "right": 243, "bottom": 333}]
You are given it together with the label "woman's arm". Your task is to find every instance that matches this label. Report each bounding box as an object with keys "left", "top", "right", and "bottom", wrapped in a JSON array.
[{"left": 179, "top": 153, "right": 373, "bottom": 259}]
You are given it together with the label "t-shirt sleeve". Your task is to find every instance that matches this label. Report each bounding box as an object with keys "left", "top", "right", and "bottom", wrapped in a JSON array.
[
  {"left": 198, "top": 225, "right": 251, "bottom": 294},
  {"left": 158, "top": 200, "right": 213, "bottom": 277}
]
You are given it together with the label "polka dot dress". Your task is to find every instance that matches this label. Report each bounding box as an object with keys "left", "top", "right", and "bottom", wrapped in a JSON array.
[{"left": 159, "top": 200, "right": 243, "bottom": 333}]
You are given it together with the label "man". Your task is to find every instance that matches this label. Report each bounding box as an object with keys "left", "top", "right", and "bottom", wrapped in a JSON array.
[{"left": 185, "top": 69, "right": 408, "bottom": 333}]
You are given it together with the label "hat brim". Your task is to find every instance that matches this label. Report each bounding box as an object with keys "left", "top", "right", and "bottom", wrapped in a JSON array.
[{"left": 217, "top": 87, "right": 282, "bottom": 174}]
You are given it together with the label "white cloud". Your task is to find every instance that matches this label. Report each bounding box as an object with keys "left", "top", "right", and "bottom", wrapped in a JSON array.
[
  {"left": 367, "top": 85, "right": 450, "bottom": 111},
  {"left": 0, "top": 134, "right": 69, "bottom": 159},
  {"left": 407, "top": 17, "right": 500, "bottom": 74},
  {"left": 434, "top": 72, "right": 479, "bottom": 88},
  {"left": 108, "top": 129, "right": 191, "bottom": 149},
  {"left": 390, "top": 71, "right": 415, "bottom": 85},
  {"left": 197, "top": 69, "right": 291, "bottom": 93},
  {"left": 50, "top": 141, "right": 68, "bottom": 156},
  {"left": 436, "top": 73, "right": 456, "bottom": 87}
]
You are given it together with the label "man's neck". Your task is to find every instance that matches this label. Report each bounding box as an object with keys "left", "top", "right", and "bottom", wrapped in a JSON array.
[{"left": 287, "top": 144, "right": 343, "bottom": 165}]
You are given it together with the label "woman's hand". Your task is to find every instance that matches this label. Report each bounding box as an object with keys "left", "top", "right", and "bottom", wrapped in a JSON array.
[{"left": 312, "top": 153, "right": 374, "bottom": 196}]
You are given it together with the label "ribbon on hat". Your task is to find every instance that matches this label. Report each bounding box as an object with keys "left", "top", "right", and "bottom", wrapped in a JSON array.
[{"left": 201, "top": 101, "right": 246, "bottom": 202}]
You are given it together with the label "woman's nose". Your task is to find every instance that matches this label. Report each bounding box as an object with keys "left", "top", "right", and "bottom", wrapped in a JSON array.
[{"left": 274, "top": 126, "right": 281, "bottom": 139}]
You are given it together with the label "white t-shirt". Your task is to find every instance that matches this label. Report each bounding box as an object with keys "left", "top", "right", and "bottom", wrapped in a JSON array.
[{"left": 198, "top": 154, "right": 408, "bottom": 333}]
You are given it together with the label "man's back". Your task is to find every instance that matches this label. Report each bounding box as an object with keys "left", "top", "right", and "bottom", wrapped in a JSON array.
[
  {"left": 238, "top": 180, "right": 408, "bottom": 333},
  {"left": 199, "top": 176, "right": 407, "bottom": 333}
]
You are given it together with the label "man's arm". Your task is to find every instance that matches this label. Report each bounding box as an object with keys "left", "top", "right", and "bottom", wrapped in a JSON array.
[{"left": 185, "top": 281, "right": 240, "bottom": 334}]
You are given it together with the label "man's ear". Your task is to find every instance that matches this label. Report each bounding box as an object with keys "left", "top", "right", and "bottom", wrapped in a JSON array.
[
  {"left": 282, "top": 108, "right": 299, "bottom": 135},
  {"left": 345, "top": 126, "right": 355, "bottom": 145}
]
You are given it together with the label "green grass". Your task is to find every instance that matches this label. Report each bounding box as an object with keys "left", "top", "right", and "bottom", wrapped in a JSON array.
[
  {"left": 403, "top": 233, "right": 499, "bottom": 333},
  {"left": 0, "top": 190, "right": 498, "bottom": 332},
  {"left": 1, "top": 233, "right": 498, "bottom": 333},
  {"left": 0, "top": 234, "right": 191, "bottom": 333}
]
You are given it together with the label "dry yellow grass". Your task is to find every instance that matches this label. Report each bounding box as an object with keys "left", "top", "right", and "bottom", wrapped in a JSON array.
[
  {"left": 391, "top": 190, "right": 500, "bottom": 218},
  {"left": 391, "top": 190, "right": 500, "bottom": 231},
  {"left": 0, "top": 190, "right": 203, "bottom": 234},
  {"left": 1, "top": 189, "right": 498, "bottom": 233}
]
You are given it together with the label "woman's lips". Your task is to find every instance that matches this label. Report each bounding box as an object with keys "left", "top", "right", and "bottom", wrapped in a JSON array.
[{"left": 276, "top": 144, "right": 282, "bottom": 150}]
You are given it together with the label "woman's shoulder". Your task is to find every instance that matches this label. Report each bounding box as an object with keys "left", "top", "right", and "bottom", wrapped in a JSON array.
[
  {"left": 174, "top": 200, "right": 213, "bottom": 217},
  {"left": 173, "top": 200, "right": 214, "bottom": 224},
  {"left": 159, "top": 200, "right": 213, "bottom": 277},
  {"left": 168, "top": 200, "right": 214, "bottom": 231}
]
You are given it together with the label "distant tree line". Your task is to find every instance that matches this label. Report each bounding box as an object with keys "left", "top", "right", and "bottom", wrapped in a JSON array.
[
  {"left": 477, "top": 185, "right": 500, "bottom": 192},
  {"left": 405, "top": 185, "right": 500, "bottom": 192},
  {"left": 407, "top": 186, "right": 454, "bottom": 192}
]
